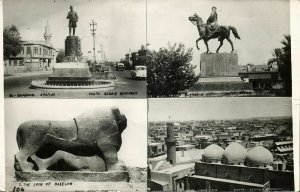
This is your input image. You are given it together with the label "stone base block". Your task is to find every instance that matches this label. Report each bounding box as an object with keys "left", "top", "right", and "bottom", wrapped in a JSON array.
[
  {"left": 65, "top": 36, "right": 81, "bottom": 57},
  {"left": 15, "top": 171, "right": 129, "bottom": 182},
  {"left": 190, "top": 77, "right": 253, "bottom": 92},
  {"left": 200, "top": 53, "right": 239, "bottom": 77},
  {"left": 48, "top": 62, "right": 93, "bottom": 84}
]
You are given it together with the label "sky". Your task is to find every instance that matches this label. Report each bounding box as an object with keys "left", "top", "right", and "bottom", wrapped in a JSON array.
[
  {"left": 4, "top": 99, "right": 147, "bottom": 168},
  {"left": 148, "top": 98, "right": 292, "bottom": 121},
  {"left": 3, "top": 0, "right": 289, "bottom": 68},
  {"left": 3, "top": 0, "right": 147, "bottom": 61},
  {"left": 147, "top": 0, "right": 290, "bottom": 73}
]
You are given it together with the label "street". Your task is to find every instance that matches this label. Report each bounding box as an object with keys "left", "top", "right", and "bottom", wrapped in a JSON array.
[{"left": 4, "top": 70, "right": 146, "bottom": 98}]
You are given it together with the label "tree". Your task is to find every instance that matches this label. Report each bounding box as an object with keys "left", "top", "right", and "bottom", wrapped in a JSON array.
[
  {"left": 267, "top": 35, "right": 291, "bottom": 96},
  {"left": 3, "top": 25, "right": 22, "bottom": 60},
  {"left": 147, "top": 43, "right": 199, "bottom": 97},
  {"left": 279, "top": 35, "right": 291, "bottom": 96},
  {"left": 138, "top": 45, "right": 147, "bottom": 65},
  {"left": 267, "top": 48, "right": 282, "bottom": 70},
  {"left": 56, "top": 49, "right": 65, "bottom": 63}
]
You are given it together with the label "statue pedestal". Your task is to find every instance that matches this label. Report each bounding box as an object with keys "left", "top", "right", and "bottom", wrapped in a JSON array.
[
  {"left": 31, "top": 35, "right": 115, "bottom": 89},
  {"left": 200, "top": 53, "right": 239, "bottom": 77},
  {"left": 47, "top": 62, "right": 93, "bottom": 86},
  {"left": 65, "top": 36, "right": 81, "bottom": 57},
  {"left": 188, "top": 53, "right": 253, "bottom": 96}
]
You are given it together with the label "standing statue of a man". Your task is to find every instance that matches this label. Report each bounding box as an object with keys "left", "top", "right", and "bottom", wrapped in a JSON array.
[
  {"left": 67, "top": 5, "right": 78, "bottom": 36},
  {"left": 205, "top": 6, "right": 218, "bottom": 37}
]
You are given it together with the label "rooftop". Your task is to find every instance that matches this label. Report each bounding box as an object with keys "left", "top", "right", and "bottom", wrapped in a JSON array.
[
  {"left": 21, "top": 40, "right": 55, "bottom": 49},
  {"left": 149, "top": 149, "right": 204, "bottom": 165},
  {"left": 156, "top": 163, "right": 194, "bottom": 174},
  {"left": 275, "top": 141, "right": 293, "bottom": 145},
  {"left": 189, "top": 175, "right": 267, "bottom": 188}
]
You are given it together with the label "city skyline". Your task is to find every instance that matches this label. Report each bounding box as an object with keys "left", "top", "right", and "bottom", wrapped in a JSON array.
[
  {"left": 3, "top": 0, "right": 146, "bottom": 61},
  {"left": 148, "top": 98, "right": 292, "bottom": 121}
]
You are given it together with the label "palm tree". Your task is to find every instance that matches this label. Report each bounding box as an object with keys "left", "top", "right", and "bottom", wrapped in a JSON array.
[
  {"left": 267, "top": 48, "right": 282, "bottom": 70},
  {"left": 279, "top": 35, "right": 291, "bottom": 96},
  {"left": 267, "top": 35, "right": 291, "bottom": 96}
]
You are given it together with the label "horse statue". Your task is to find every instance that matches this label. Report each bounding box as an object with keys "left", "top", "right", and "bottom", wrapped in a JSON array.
[{"left": 188, "top": 13, "right": 241, "bottom": 53}]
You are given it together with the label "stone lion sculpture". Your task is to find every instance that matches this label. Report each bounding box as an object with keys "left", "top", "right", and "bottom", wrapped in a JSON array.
[{"left": 14, "top": 107, "right": 127, "bottom": 172}]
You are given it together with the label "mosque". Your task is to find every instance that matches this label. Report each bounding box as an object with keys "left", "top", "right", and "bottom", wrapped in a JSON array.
[{"left": 149, "top": 122, "right": 294, "bottom": 191}]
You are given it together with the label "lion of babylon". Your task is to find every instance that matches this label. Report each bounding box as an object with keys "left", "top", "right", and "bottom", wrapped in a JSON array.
[{"left": 14, "top": 107, "right": 127, "bottom": 172}]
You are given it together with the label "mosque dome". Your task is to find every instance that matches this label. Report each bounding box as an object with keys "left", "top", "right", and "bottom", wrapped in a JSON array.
[
  {"left": 246, "top": 146, "right": 273, "bottom": 167},
  {"left": 202, "top": 144, "right": 224, "bottom": 162},
  {"left": 223, "top": 142, "right": 247, "bottom": 165}
]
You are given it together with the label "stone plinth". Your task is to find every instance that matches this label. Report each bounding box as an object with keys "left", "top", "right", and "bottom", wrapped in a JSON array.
[
  {"left": 187, "top": 53, "right": 254, "bottom": 95},
  {"left": 190, "top": 79, "right": 253, "bottom": 92},
  {"left": 15, "top": 171, "right": 129, "bottom": 182},
  {"left": 46, "top": 62, "right": 93, "bottom": 85},
  {"left": 200, "top": 53, "right": 239, "bottom": 77},
  {"left": 65, "top": 36, "right": 81, "bottom": 57}
]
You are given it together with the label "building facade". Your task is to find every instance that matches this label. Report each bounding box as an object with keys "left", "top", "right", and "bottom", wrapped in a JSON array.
[
  {"left": 4, "top": 21, "right": 56, "bottom": 74},
  {"left": 186, "top": 143, "right": 294, "bottom": 191}
]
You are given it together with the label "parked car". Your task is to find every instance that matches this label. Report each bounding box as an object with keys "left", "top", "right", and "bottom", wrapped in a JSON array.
[
  {"left": 131, "top": 65, "right": 147, "bottom": 80},
  {"left": 116, "top": 63, "right": 124, "bottom": 71}
]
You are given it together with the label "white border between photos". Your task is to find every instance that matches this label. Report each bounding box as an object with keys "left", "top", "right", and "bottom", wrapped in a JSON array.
[
  {"left": 0, "top": 0, "right": 5, "bottom": 190},
  {"left": 291, "top": 0, "right": 300, "bottom": 191}
]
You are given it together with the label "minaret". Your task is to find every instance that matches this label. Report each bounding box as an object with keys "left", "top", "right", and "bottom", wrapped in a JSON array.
[
  {"left": 44, "top": 20, "right": 52, "bottom": 45},
  {"left": 165, "top": 118, "right": 177, "bottom": 165}
]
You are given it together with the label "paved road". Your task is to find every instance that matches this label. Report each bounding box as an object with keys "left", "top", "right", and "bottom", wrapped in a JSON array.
[{"left": 4, "top": 70, "right": 146, "bottom": 98}]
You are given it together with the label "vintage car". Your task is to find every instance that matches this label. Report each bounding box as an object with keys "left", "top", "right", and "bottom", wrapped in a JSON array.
[
  {"left": 131, "top": 65, "right": 147, "bottom": 79},
  {"left": 116, "top": 63, "right": 125, "bottom": 71}
]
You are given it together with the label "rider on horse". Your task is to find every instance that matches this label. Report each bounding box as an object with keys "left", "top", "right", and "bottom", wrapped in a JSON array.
[{"left": 206, "top": 6, "right": 218, "bottom": 38}]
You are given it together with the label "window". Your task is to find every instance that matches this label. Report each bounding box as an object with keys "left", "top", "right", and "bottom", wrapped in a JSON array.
[
  {"left": 40, "top": 48, "right": 42, "bottom": 55},
  {"left": 43, "top": 48, "right": 48, "bottom": 56},
  {"left": 225, "top": 173, "right": 231, "bottom": 179},
  {"left": 34, "top": 47, "right": 38, "bottom": 54},
  {"left": 248, "top": 175, "right": 255, "bottom": 182},
  {"left": 22, "top": 46, "right": 24, "bottom": 54},
  {"left": 14, "top": 60, "right": 18, "bottom": 66},
  {"left": 19, "top": 60, "right": 24, "bottom": 66},
  {"left": 203, "top": 170, "right": 209, "bottom": 176},
  {"left": 26, "top": 47, "right": 31, "bottom": 55}
]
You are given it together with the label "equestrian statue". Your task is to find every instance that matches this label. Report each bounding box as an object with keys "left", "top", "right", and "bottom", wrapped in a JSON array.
[{"left": 188, "top": 6, "right": 240, "bottom": 53}]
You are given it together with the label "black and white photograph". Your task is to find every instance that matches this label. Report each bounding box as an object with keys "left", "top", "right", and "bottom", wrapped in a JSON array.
[
  {"left": 4, "top": 99, "right": 147, "bottom": 191},
  {"left": 3, "top": 0, "right": 147, "bottom": 98},
  {"left": 148, "top": 98, "right": 294, "bottom": 191},
  {"left": 1, "top": 0, "right": 300, "bottom": 191},
  {"left": 146, "top": 0, "right": 291, "bottom": 97}
]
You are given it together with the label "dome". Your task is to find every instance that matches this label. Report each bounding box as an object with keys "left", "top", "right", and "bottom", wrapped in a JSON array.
[
  {"left": 246, "top": 146, "right": 273, "bottom": 166},
  {"left": 223, "top": 142, "right": 247, "bottom": 165},
  {"left": 202, "top": 144, "right": 224, "bottom": 161}
]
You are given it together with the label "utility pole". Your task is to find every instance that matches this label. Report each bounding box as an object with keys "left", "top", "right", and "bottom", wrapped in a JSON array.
[{"left": 89, "top": 19, "right": 97, "bottom": 71}]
